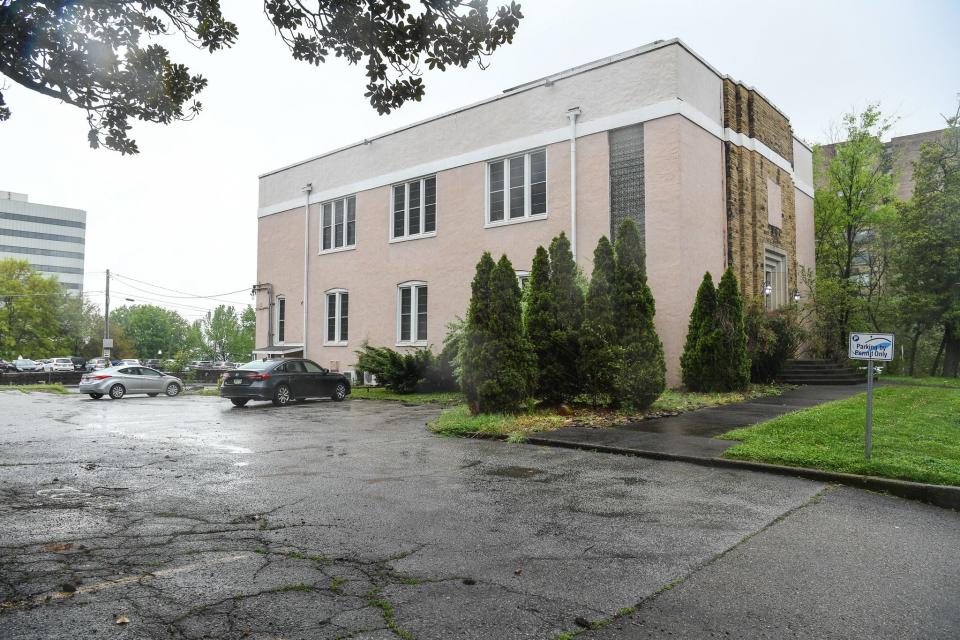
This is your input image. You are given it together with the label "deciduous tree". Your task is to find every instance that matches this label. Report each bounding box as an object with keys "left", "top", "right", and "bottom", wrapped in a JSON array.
[
  {"left": 0, "top": 1, "right": 523, "bottom": 153},
  {"left": 895, "top": 105, "right": 960, "bottom": 377},
  {"left": 812, "top": 106, "right": 896, "bottom": 359}
]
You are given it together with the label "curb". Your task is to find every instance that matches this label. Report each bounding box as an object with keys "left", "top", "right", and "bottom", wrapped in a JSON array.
[{"left": 525, "top": 435, "right": 960, "bottom": 511}]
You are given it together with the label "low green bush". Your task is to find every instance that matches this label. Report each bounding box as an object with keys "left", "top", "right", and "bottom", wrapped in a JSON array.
[
  {"left": 355, "top": 343, "right": 436, "bottom": 394},
  {"left": 745, "top": 300, "right": 803, "bottom": 383}
]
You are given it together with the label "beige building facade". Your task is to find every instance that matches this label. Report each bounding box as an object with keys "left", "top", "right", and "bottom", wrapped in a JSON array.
[{"left": 255, "top": 39, "right": 814, "bottom": 386}]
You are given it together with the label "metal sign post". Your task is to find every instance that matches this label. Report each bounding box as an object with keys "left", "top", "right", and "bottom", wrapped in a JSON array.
[{"left": 849, "top": 333, "right": 894, "bottom": 460}]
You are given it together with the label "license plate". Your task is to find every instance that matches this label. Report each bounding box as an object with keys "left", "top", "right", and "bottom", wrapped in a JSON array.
[{"left": 231, "top": 378, "right": 243, "bottom": 384}]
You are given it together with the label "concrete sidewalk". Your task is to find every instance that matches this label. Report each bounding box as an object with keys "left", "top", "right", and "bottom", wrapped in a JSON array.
[{"left": 530, "top": 384, "right": 867, "bottom": 458}]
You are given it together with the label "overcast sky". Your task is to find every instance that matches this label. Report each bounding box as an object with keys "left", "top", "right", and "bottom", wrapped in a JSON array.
[{"left": 1, "top": 0, "right": 956, "bottom": 321}]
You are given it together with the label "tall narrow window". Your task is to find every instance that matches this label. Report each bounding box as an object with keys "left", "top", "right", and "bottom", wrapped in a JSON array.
[
  {"left": 334, "top": 199, "right": 344, "bottom": 249},
  {"left": 276, "top": 296, "right": 286, "bottom": 344},
  {"left": 391, "top": 176, "right": 436, "bottom": 240},
  {"left": 397, "top": 282, "right": 427, "bottom": 344},
  {"left": 487, "top": 149, "right": 547, "bottom": 224},
  {"left": 322, "top": 204, "right": 332, "bottom": 250},
  {"left": 320, "top": 195, "right": 356, "bottom": 252},
  {"left": 488, "top": 161, "right": 505, "bottom": 222},
  {"left": 325, "top": 290, "right": 348, "bottom": 344}
]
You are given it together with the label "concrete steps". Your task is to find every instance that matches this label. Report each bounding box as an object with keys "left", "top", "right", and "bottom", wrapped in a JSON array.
[{"left": 778, "top": 359, "right": 866, "bottom": 385}]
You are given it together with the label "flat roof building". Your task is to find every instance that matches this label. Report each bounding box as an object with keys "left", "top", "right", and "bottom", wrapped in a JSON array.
[
  {"left": 0, "top": 191, "right": 86, "bottom": 293},
  {"left": 255, "top": 39, "right": 814, "bottom": 386}
]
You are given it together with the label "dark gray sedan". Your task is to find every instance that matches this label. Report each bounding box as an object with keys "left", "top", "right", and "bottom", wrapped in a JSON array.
[
  {"left": 220, "top": 358, "right": 350, "bottom": 407},
  {"left": 79, "top": 366, "right": 183, "bottom": 400}
]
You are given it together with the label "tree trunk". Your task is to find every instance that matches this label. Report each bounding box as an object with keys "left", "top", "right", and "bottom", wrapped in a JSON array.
[
  {"left": 930, "top": 333, "right": 946, "bottom": 377},
  {"left": 943, "top": 324, "right": 960, "bottom": 378},
  {"left": 907, "top": 327, "right": 923, "bottom": 377}
]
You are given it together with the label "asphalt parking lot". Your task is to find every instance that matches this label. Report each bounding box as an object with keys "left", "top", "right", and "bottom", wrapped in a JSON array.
[{"left": 1, "top": 391, "right": 957, "bottom": 639}]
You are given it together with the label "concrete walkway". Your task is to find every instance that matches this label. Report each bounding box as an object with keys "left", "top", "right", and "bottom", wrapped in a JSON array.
[{"left": 530, "top": 384, "right": 868, "bottom": 458}]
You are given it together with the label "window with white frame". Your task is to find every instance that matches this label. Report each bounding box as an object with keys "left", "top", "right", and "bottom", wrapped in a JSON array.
[
  {"left": 392, "top": 176, "right": 436, "bottom": 240},
  {"left": 325, "top": 290, "right": 348, "bottom": 344},
  {"left": 276, "top": 296, "right": 286, "bottom": 344},
  {"left": 487, "top": 149, "right": 546, "bottom": 224},
  {"left": 321, "top": 196, "right": 356, "bottom": 252},
  {"left": 397, "top": 282, "right": 427, "bottom": 344}
]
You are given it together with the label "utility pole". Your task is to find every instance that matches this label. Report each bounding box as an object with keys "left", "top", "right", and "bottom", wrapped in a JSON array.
[{"left": 103, "top": 269, "right": 111, "bottom": 358}]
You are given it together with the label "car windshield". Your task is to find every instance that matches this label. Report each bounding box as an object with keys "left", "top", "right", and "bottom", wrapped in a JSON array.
[
  {"left": 237, "top": 360, "right": 271, "bottom": 371},
  {"left": 55, "top": 358, "right": 71, "bottom": 364}
]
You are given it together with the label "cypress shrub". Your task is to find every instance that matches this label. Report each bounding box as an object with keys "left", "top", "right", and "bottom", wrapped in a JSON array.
[
  {"left": 544, "top": 232, "right": 584, "bottom": 403},
  {"left": 713, "top": 267, "right": 751, "bottom": 391},
  {"left": 579, "top": 236, "right": 621, "bottom": 405},
  {"left": 461, "top": 252, "right": 497, "bottom": 412},
  {"left": 613, "top": 220, "right": 665, "bottom": 409},
  {"left": 680, "top": 272, "right": 718, "bottom": 391},
  {"left": 462, "top": 253, "right": 535, "bottom": 413},
  {"left": 524, "top": 246, "right": 556, "bottom": 400}
]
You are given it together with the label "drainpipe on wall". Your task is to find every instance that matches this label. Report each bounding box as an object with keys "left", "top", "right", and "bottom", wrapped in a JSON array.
[
  {"left": 302, "top": 183, "right": 313, "bottom": 357},
  {"left": 567, "top": 107, "right": 581, "bottom": 261}
]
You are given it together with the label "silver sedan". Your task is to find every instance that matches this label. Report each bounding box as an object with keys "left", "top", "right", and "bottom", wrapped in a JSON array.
[{"left": 79, "top": 366, "right": 183, "bottom": 400}]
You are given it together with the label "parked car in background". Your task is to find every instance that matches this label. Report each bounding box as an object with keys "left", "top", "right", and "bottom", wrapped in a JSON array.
[
  {"left": 189, "top": 360, "right": 214, "bottom": 369},
  {"left": 47, "top": 358, "right": 75, "bottom": 372},
  {"left": 0, "top": 359, "right": 17, "bottom": 372},
  {"left": 13, "top": 359, "right": 41, "bottom": 372},
  {"left": 39, "top": 359, "right": 53, "bottom": 372},
  {"left": 79, "top": 366, "right": 183, "bottom": 400},
  {"left": 87, "top": 357, "right": 110, "bottom": 371},
  {"left": 70, "top": 357, "right": 86, "bottom": 371},
  {"left": 213, "top": 361, "right": 235, "bottom": 370},
  {"left": 220, "top": 358, "right": 351, "bottom": 407},
  {"left": 120, "top": 359, "right": 140, "bottom": 366}
]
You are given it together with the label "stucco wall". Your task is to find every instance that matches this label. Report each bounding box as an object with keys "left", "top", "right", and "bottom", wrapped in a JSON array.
[
  {"left": 794, "top": 191, "right": 815, "bottom": 287},
  {"left": 645, "top": 115, "right": 726, "bottom": 387},
  {"left": 255, "top": 209, "right": 306, "bottom": 349},
  {"left": 258, "top": 134, "right": 610, "bottom": 372}
]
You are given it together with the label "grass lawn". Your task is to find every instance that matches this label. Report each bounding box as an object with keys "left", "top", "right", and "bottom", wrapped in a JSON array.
[
  {"left": 719, "top": 386, "right": 960, "bottom": 486},
  {"left": 430, "top": 384, "right": 788, "bottom": 442},
  {"left": 350, "top": 387, "right": 464, "bottom": 404},
  {"left": 881, "top": 375, "right": 960, "bottom": 389},
  {"left": 0, "top": 383, "right": 70, "bottom": 395}
]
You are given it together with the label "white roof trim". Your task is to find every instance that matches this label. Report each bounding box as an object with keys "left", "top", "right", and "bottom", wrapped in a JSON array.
[{"left": 259, "top": 99, "right": 811, "bottom": 218}]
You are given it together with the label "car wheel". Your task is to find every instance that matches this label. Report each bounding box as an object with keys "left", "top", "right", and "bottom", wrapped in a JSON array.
[
  {"left": 109, "top": 384, "right": 125, "bottom": 400},
  {"left": 165, "top": 383, "right": 181, "bottom": 397},
  {"left": 88, "top": 393, "right": 103, "bottom": 399},
  {"left": 147, "top": 393, "right": 159, "bottom": 397},
  {"left": 272, "top": 384, "right": 292, "bottom": 407},
  {"left": 333, "top": 382, "right": 348, "bottom": 401},
  {"left": 231, "top": 398, "right": 249, "bottom": 407}
]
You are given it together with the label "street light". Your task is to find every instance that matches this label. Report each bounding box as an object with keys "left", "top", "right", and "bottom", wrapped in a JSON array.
[{"left": 793, "top": 290, "right": 801, "bottom": 303}]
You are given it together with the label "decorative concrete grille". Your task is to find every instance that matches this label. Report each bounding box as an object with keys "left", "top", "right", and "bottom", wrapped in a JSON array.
[{"left": 609, "top": 124, "right": 645, "bottom": 251}]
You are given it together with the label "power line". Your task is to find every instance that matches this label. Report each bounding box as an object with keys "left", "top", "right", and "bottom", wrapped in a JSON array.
[
  {"left": 111, "top": 277, "right": 251, "bottom": 307},
  {"left": 112, "top": 272, "right": 252, "bottom": 301},
  {"left": 110, "top": 289, "right": 219, "bottom": 314}
]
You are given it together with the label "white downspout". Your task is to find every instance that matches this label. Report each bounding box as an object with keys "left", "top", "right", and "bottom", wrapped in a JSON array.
[
  {"left": 302, "top": 183, "right": 312, "bottom": 357},
  {"left": 566, "top": 107, "right": 581, "bottom": 261}
]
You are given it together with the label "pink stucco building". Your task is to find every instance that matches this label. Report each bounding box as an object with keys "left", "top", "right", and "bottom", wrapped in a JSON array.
[{"left": 255, "top": 39, "right": 814, "bottom": 386}]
